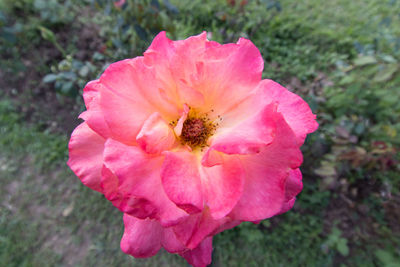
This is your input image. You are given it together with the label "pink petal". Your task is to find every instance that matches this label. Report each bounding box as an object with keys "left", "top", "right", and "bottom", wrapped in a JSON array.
[
  {"left": 172, "top": 208, "right": 230, "bottom": 249},
  {"left": 278, "top": 168, "right": 303, "bottom": 214},
  {"left": 161, "top": 227, "right": 186, "bottom": 253},
  {"left": 257, "top": 79, "right": 319, "bottom": 145},
  {"left": 199, "top": 37, "right": 264, "bottom": 114},
  {"left": 121, "top": 213, "right": 213, "bottom": 266},
  {"left": 173, "top": 103, "right": 189, "bottom": 136},
  {"left": 161, "top": 151, "right": 203, "bottom": 214},
  {"left": 81, "top": 80, "right": 111, "bottom": 138},
  {"left": 202, "top": 103, "right": 277, "bottom": 167},
  {"left": 99, "top": 58, "right": 178, "bottom": 145},
  {"left": 144, "top": 32, "right": 207, "bottom": 109},
  {"left": 177, "top": 78, "right": 205, "bottom": 108},
  {"left": 136, "top": 112, "right": 176, "bottom": 154},
  {"left": 229, "top": 112, "right": 303, "bottom": 221},
  {"left": 101, "top": 165, "right": 157, "bottom": 219},
  {"left": 113, "top": 0, "right": 125, "bottom": 8},
  {"left": 219, "top": 79, "right": 318, "bottom": 147},
  {"left": 180, "top": 237, "right": 213, "bottom": 267},
  {"left": 103, "top": 139, "right": 188, "bottom": 226},
  {"left": 121, "top": 214, "right": 162, "bottom": 258},
  {"left": 200, "top": 156, "right": 244, "bottom": 219},
  {"left": 144, "top": 32, "right": 263, "bottom": 114},
  {"left": 284, "top": 168, "right": 303, "bottom": 201},
  {"left": 279, "top": 198, "right": 296, "bottom": 215},
  {"left": 67, "top": 122, "right": 105, "bottom": 192},
  {"left": 212, "top": 220, "right": 241, "bottom": 235}
]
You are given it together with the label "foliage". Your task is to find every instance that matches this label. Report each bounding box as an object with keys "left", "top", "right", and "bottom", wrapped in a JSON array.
[
  {"left": 90, "top": 0, "right": 179, "bottom": 59},
  {"left": 43, "top": 55, "right": 100, "bottom": 96}
]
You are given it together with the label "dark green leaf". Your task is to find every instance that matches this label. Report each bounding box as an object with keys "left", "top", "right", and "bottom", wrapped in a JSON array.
[{"left": 42, "top": 74, "right": 58, "bottom": 83}]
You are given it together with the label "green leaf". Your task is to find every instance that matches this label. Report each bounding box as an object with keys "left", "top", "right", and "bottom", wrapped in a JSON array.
[
  {"left": 339, "top": 75, "right": 354, "bottom": 85},
  {"left": 60, "top": 81, "right": 74, "bottom": 95},
  {"left": 37, "top": 26, "right": 56, "bottom": 43},
  {"left": 381, "top": 55, "right": 397, "bottom": 63},
  {"left": 42, "top": 74, "right": 58, "bottom": 83},
  {"left": 353, "top": 55, "right": 377, "bottom": 66},
  {"left": 314, "top": 161, "right": 337, "bottom": 177},
  {"left": 373, "top": 64, "right": 398, "bottom": 83},
  {"left": 375, "top": 249, "right": 400, "bottom": 267},
  {"left": 79, "top": 65, "right": 90, "bottom": 77},
  {"left": 336, "top": 239, "right": 349, "bottom": 256}
]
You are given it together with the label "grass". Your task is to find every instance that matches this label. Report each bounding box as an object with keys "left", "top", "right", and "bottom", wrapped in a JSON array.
[{"left": 0, "top": 98, "right": 186, "bottom": 266}]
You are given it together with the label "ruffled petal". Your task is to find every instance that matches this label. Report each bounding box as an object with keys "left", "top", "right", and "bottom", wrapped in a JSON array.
[
  {"left": 161, "top": 227, "right": 186, "bottom": 253},
  {"left": 121, "top": 214, "right": 162, "bottom": 258},
  {"left": 202, "top": 103, "right": 276, "bottom": 166},
  {"left": 99, "top": 57, "right": 178, "bottom": 145},
  {"left": 103, "top": 139, "right": 188, "bottom": 226},
  {"left": 199, "top": 37, "right": 264, "bottom": 114},
  {"left": 173, "top": 103, "right": 189, "bottom": 136},
  {"left": 180, "top": 237, "right": 213, "bottom": 267},
  {"left": 256, "top": 80, "right": 318, "bottom": 145},
  {"left": 200, "top": 156, "right": 244, "bottom": 219},
  {"left": 81, "top": 80, "right": 111, "bottom": 138},
  {"left": 67, "top": 122, "right": 105, "bottom": 192},
  {"left": 121, "top": 213, "right": 213, "bottom": 267},
  {"left": 144, "top": 32, "right": 207, "bottom": 109},
  {"left": 101, "top": 165, "right": 157, "bottom": 219},
  {"left": 172, "top": 208, "right": 231, "bottom": 249},
  {"left": 219, "top": 80, "right": 318, "bottom": 146},
  {"left": 144, "top": 32, "right": 263, "bottom": 114},
  {"left": 229, "top": 112, "right": 303, "bottom": 221},
  {"left": 278, "top": 168, "right": 303, "bottom": 214},
  {"left": 136, "top": 112, "right": 176, "bottom": 154},
  {"left": 161, "top": 151, "right": 203, "bottom": 214}
]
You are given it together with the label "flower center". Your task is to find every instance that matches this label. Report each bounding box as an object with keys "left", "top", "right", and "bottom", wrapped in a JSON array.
[
  {"left": 182, "top": 118, "right": 212, "bottom": 149},
  {"left": 170, "top": 107, "right": 220, "bottom": 150},
  {"left": 181, "top": 118, "right": 207, "bottom": 144}
]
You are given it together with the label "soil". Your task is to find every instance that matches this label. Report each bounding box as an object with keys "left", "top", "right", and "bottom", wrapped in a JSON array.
[{"left": 0, "top": 8, "right": 104, "bottom": 136}]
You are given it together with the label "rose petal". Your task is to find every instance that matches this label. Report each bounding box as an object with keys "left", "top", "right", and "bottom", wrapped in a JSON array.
[
  {"left": 144, "top": 32, "right": 207, "bottom": 109},
  {"left": 173, "top": 103, "right": 189, "bottom": 136},
  {"left": 202, "top": 103, "right": 277, "bottom": 166},
  {"left": 67, "top": 122, "right": 105, "bottom": 192},
  {"left": 180, "top": 237, "right": 213, "bottom": 267},
  {"left": 144, "top": 32, "right": 264, "bottom": 114},
  {"left": 256, "top": 79, "right": 319, "bottom": 145},
  {"left": 136, "top": 112, "right": 176, "bottom": 154},
  {"left": 161, "top": 151, "right": 203, "bottom": 214},
  {"left": 200, "top": 155, "right": 244, "bottom": 219},
  {"left": 173, "top": 208, "right": 230, "bottom": 249},
  {"left": 229, "top": 112, "right": 303, "bottom": 221},
  {"left": 101, "top": 165, "right": 157, "bottom": 219},
  {"left": 103, "top": 139, "right": 188, "bottom": 226},
  {"left": 161, "top": 227, "right": 186, "bottom": 253},
  {"left": 121, "top": 214, "right": 162, "bottom": 258},
  {"left": 278, "top": 168, "right": 303, "bottom": 214},
  {"left": 199, "top": 37, "right": 264, "bottom": 114},
  {"left": 81, "top": 80, "right": 111, "bottom": 138},
  {"left": 100, "top": 58, "right": 178, "bottom": 145}
]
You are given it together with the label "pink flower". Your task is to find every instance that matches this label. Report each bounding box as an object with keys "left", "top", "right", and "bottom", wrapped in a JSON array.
[
  {"left": 113, "top": 0, "right": 125, "bottom": 8},
  {"left": 68, "top": 32, "right": 318, "bottom": 266}
]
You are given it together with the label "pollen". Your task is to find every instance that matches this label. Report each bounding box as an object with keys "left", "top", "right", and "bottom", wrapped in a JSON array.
[{"left": 172, "top": 108, "right": 218, "bottom": 150}]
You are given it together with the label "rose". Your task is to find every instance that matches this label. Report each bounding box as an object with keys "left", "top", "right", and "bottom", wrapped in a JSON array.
[
  {"left": 68, "top": 32, "right": 318, "bottom": 266},
  {"left": 113, "top": 0, "right": 125, "bottom": 8}
]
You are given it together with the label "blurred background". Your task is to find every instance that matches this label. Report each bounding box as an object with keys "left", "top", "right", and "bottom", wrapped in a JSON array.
[{"left": 1, "top": 0, "right": 399, "bottom": 266}]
